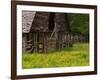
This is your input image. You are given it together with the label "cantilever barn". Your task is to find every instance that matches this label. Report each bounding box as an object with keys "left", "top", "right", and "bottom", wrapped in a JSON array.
[{"left": 22, "top": 11, "right": 73, "bottom": 53}]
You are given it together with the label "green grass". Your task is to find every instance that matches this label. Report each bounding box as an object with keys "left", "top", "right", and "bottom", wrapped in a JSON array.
[{"left": 22, "top": 43, "right": 89, "bottom": 69}]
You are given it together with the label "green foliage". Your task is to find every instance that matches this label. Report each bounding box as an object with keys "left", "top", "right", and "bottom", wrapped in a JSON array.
[
  {"left": 22, "top": 43, "right": 89, "bottom": 68},
  {"left": 68, "top": 13, "right": 89, "bottom": 35}
]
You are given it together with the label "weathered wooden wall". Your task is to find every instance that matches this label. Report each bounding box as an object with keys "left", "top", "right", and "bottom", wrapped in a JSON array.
[
  {"left": 22, "top": 32, "right": 73, "bottom": 53},
  {"left": 22, "top": 11, "right": 73, "bottom": 53}
]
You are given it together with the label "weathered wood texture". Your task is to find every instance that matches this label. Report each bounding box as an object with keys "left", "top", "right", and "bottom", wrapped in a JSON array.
[
  {"left": 22, "top": 11, "right": 73, "bottom": 53},
  {"left": 31, "top": 12, "right": 50, "bottom": 32},
  {"left": 22, "top": 11, "right": 36, "bottom": 33}
]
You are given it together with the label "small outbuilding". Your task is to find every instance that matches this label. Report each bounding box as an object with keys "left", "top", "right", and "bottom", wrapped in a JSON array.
[{"left": 22, "top": 11, "right": 73, "bottom": 53}]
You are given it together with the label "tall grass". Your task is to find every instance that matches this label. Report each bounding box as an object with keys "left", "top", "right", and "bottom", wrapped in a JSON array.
[{"left": 22, "top": 43, "right": 89, "bottom": 69}]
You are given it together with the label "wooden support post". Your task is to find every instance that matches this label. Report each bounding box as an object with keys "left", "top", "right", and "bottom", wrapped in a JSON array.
[
  {"left": 43, "top": 32, "right": 45, "bottom": 53},
  {"left": 22, "top": 34, "right": 27, "bottom": 52},
  {"left": 44, "top": 32, "right": 47, "bottom": 53},
  {"left": 33, "top": 32, "right": 36, "bottom": 52},
  {"left": 35, "top": 32, "right": 38, "bottom": 52},
  {"left": 62, "top": 33, "right": 64, "bottom": 48}
]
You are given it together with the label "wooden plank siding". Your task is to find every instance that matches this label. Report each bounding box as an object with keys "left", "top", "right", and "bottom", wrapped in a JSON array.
[{"left": 22, "top": 11, "right": 73, "bottom": 53}]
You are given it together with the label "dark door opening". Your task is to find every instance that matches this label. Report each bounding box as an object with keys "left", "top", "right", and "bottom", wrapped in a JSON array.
[{"left": 48, "top": 13, "right": 55, "bottom": 31}]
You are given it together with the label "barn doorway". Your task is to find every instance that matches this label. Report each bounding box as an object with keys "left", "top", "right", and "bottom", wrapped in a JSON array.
[{"left": 48, "top": 13, "right": 55, "bottom": 31}]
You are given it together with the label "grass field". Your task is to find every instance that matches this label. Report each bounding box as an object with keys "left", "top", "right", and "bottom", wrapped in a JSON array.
[{"left": 22, "top": 43, "right": 89, "bottom": 69}]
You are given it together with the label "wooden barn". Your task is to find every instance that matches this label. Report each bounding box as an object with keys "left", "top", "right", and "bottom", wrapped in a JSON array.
[{"left": 22, "top": 11, "right": 73, "bottom": 53}]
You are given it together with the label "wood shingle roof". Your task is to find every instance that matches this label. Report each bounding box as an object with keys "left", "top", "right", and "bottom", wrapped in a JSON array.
[{"left": 22, "top": 11, "right": 36, "bottom": 33}]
